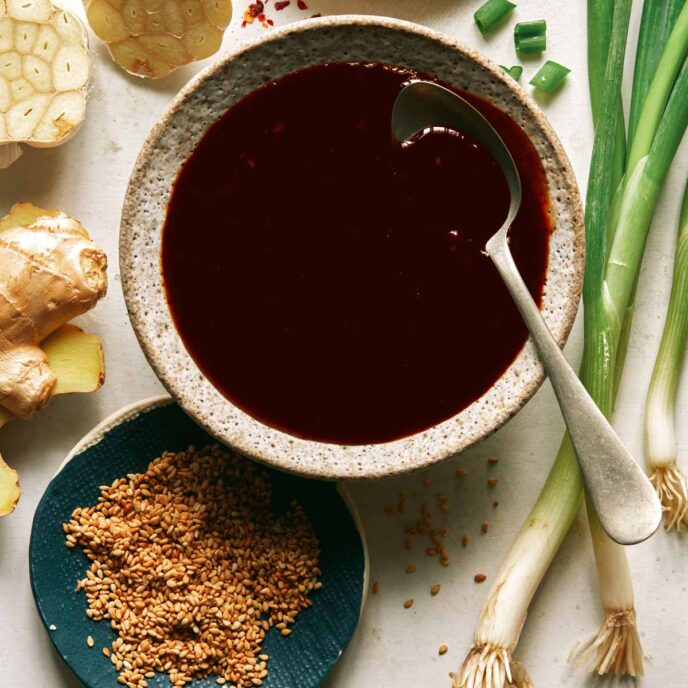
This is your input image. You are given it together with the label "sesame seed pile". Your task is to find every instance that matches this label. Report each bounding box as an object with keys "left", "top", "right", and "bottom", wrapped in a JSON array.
[{"left": 64, "top": 445, "right": 321, "bottom": 688}]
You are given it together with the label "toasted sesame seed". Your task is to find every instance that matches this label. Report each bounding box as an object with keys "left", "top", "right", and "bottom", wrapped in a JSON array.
[
  {"left": 456, "top": 468, "right": 467, "bottom": 478},
  {"left": 63, "top": 445, "right": 320, "bottom": 688},
  {"left": 487, "top": 477, "right": 499, "bottom": 487},
  {"left": 430, "top": 584, "right": 441, "bottom": 596},
  {"left": 403, "top": 599, "right": 414, "bottom": 609},
  {"left": 474, "top": 573, "right": 487, "bottom": 583},
  {"left": 481, "top": 522, "right": 489, "bottom": 534},
  {"left": 438, "top": 644, "right": 448, "bottom": 655},
  {"left": 488, "top": 456, "right": 499, "bottom": 465},
  {"left": 87, "top": 635, "right": 94, "bottom": 648},
  {"left": 371, "top": 581, "right": 380, "bottom": 594},
  {"left": 462, "top": 534, "right": 469, "bottom": 547},
  {"left": 406, "top": 564, "right": 416, "bottom": 574}
]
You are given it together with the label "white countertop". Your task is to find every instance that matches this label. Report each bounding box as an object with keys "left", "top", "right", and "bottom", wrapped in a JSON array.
[{"left": 1, "top": 1, "right": 687, "bottom": 686}]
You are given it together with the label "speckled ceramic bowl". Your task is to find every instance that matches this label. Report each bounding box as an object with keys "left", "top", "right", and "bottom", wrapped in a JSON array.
[{"left": 120, "top": 16, "right": 584, "bottom": 480}]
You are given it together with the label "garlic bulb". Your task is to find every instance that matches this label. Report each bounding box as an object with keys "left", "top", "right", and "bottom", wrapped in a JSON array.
[
  {"left": 84, "top": 0, "right": 232, "bottom": 79},
  {"left": 0, "top": 0, "right": 90, "bottom": 167}
]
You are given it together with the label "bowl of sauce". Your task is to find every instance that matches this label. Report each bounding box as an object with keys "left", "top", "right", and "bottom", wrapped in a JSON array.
[{"left": 121, "top": 16, "right": 584, "bottom": 479}]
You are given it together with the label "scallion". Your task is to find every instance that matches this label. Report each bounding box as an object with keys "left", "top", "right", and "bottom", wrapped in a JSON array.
[
  {"left": 514, "top": 20, "right": 546, "bottom": 54},
  {"left": 474, "top": 0, "right": 516, "bottom": 35},
  {"left": 453, "top": 1, "right": 688, "bottom": 684},
  {"left": 644, "top": 180, "right": 688, "bottom": 531},
  {"left": 529, "top": 60, "right": 570, "bottom": 93},
  {"left": 500, "top": 64, "right": 523, "bottom": 81}
]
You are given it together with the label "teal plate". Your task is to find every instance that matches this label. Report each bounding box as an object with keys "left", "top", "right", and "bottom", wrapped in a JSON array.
[{"left": 30, "top": 397, "right": 367, "bottom": 688}]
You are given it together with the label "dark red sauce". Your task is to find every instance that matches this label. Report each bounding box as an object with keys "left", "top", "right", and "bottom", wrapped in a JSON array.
[{"left": 162, "top": 62, "right": 552, "bottom": 445}]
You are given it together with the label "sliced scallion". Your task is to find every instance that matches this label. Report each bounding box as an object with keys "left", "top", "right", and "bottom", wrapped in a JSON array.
[
  {"left": 474, "top": 0, "right": 516, "bottom": 35},
  {"left": 500, "top": 64, "right": 523, "bottom": 81},
  {"left": 514, "top": 20, "right": 546, "bottom": 54},
  {"left": 529, "top": 60, "right": 570, "bottom": 92}
]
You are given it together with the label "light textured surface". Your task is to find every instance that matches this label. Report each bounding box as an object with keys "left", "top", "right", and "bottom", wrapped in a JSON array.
[{"left": 0, "top": 1, "right": 687, "bottom": 687}]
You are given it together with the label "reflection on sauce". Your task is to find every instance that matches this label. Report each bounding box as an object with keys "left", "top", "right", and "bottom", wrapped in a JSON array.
[{"left": 162, "top": 62, "right": 552, "bottom": 445}]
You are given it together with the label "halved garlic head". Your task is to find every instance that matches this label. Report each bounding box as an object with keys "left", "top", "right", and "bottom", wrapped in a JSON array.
[
  {"left": 85, "top": 0, "right": 232, "bottom": 79},
  {"left": 0, "top": 0, "right": 90, "bottom": 165}
]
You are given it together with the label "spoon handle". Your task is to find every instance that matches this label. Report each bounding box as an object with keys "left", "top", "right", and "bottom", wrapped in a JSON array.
[{"left": 486, "top": 233, "right": 661, "bottom": 545}]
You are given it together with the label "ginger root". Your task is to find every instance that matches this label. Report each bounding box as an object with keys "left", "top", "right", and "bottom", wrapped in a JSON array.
[
  {"left": 0, "top": 454, "right": 19, "bottom": 515},
  {"left": 0, "top": 203, "right": 107, "bottom": 418},
  {"left": 0, "top": 203, "right": 107, "bottom": 515}
]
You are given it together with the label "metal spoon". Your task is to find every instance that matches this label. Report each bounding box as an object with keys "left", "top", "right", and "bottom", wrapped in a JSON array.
[{"left": 392, "top": 80, "right": 661, "bottom": 545}]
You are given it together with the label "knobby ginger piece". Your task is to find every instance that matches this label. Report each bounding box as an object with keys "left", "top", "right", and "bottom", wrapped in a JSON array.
[
  {"left": 0, "top": 453, "right": 19, "bottom": 515},
  {"left": 0, "top": 0, "right": 90, "bottom": 168},
  {"left": 0, "top": 203, "right": 107, "bottom": 420},
  {"left": 85, "top": 0, "right": 232, "bottom": 79},
  {"left": 0, "top": 323, "right": 106, "bottom": 429}
]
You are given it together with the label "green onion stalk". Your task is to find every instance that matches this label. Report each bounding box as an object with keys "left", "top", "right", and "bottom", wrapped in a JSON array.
[
  {"left": 453, "top": 2, "right": 688, "bottom": 685},
  {"left": 644, "top": 182, "right": 688, "bottom": 530},
  {"left": 576, "top": 0, "right": 688, "bottom": 673}
]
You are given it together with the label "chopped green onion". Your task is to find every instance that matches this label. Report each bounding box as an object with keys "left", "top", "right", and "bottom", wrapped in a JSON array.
[
  {"left": 474, "top": 0, "right": 516, "bottom": 35},
  {"left": 644, "top": 178, "right": 688, "bottom": 531},
  {"left": 514, "top": 20, "right": 546, "bottom": 54},
  {"left": 529, "top": 60, "right": 570, "bottom": 92},
  {"left": 499, "top": 64, "right": 523, "bottom": 81}
]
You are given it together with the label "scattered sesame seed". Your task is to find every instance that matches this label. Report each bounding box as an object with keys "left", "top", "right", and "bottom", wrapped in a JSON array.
[
  {"left": 406, "top": 564, "right": 416, "bottom": 574},
  {"left": 403, "top": 598, "right": 414, "bottom": 609},
  {"left": 49, "top": 624, "right": 57, "bottom": 631},
  {"left": 430, "top": 584, "right": 441, "bottom": 596},
  {"left": 462, "top": 534, "right": 470, "bottom": 547},
  {"left": 103, "top": 648, "right": 111, "bottom": 657},
  {"left": 456, "top": 468, "right": 467, "bottom": 478},
  {"left": 488, "top": 456, "right": 499, "bottom": 465},
  {"left": 372, "top": 581, "right": 380, "bottom": 594},
  {"left": 474, "top": 573, "right": 487, "bottom": 583},
  {"left": 487, "top": 477, "right": 499, "bottom": 487},
  {"left": 439, "top": 644, "right": 448, "bottom": 655},
  {"left": 86, "top": 635, "right": 94, "bottom": 648},
  {"left": 482, "top": 522, "right": 489, "bottom": 534},
  {"left": 425, "top": 547, "right": 437, "bottom": 557}
]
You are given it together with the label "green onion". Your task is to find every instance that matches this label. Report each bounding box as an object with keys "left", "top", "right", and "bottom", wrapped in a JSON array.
[
  {"left": 514, "top": 20, "right": 546, "bottom": 54},
  {"left": 454, "top": 3, "right": 632, "bottom": 684},
  {"left": 474, "top": 0, "right": 516, "bottom": 35},
  {"left": 454, "top": 0, "right": 688, "bottom": 683},
  {"left": 500, "top": 64, "right": 523, "bottom": 81},
  {"left": 628, "top": 0, "right": 685, "bottom": 148},
  {"left": 529, "top": 60, "right": 570, "bottom": 93},
  {"left": 644, "top": 179, "right": 688, "bottom": 531},
  {"left": 612, "top": 0, "right": 686, "bottom": 394}
]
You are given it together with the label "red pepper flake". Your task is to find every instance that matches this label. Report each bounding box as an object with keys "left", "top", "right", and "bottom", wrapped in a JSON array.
[
  {"left": 275, "top": 0, "right": 290, "bottom": 8},
  {"left": 297, "top": 0, "right": 307, "bottom": 8}
]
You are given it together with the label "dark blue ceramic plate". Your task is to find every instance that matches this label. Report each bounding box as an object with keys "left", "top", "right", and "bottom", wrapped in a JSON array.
[{"left": 30, "top": 397, "right": 367, "bottom": 688}]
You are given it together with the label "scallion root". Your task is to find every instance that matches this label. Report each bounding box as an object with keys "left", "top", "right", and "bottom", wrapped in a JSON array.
[
  {"left": 650, "top": 465, "right": 688, "bottom": 530},
  {"left": 451, "top": 645, "right": 533, "bottom": 688},
  {"left": 572, "top": 609, "right": 644, "bottom": 677}
]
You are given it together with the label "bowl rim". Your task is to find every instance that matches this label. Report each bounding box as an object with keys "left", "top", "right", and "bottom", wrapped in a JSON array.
[{"left": 120, "top": 14, "right": 584, "bottom": 480}]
